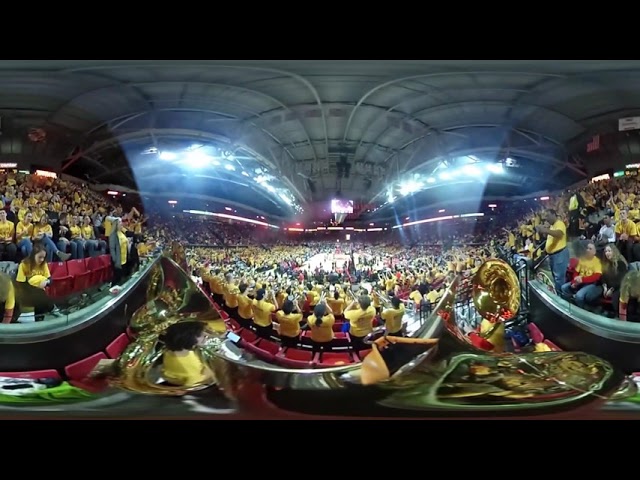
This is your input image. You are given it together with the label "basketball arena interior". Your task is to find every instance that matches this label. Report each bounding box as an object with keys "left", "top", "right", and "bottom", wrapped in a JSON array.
[{"left": 4, "top": 60, "right": 640, "bottom": 419}]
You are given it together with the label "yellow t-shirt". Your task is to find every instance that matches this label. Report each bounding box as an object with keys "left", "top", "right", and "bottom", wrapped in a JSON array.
[
  {"left": 345, "top": 306, "right": 376, "bottom": 338},
  {"left": 16, "top": 222, "right": 33, "bottom": 241},
  {"left": 545, "top": 219, "right": 567, "bottom": 254},
  {"left": 307, "top": 313, "right": 335, "bottom": 343},
  {"left": 117, "top": 231, "right": 128, "bottom": 266},
  {"left": 32, "top": 224, "right": 52, "bottom": 241},
  {"left": 409, "top": 290, "right": 423, "bottom": 303},
  {"left": 251, "top": 299, "right": 276, "bottom": 327},
  {"left": 615, "top": 220, "right": 637, "bottom": 237},
  {"left": 381, "top": 304, "right": 405, "bottom": 334},
  {"left": 69, "top": 225, "right": 82, "bottom": 239},
  {"left": 427, "top": 290, "right": 440, "bottom": 304},
  {"left": 16, "top": 261, "right": 51, "bottom": 285},
  {"left": 104, "top": 218, "right": 113, "bottom": 237},
  {"left": 326, "top": 297, "right": 345, "bottom": 316},
  {"left": 162, "top": 351, "right": 206, "bottom": 387},
  {"left": 576, "top": 256, "right": 603, "bottom": 279},
  {"left": 224, "top": 284, "right": 240, "bottom": 308},
  {"left": 81, "top": 225, "right": 94, "bottom": 240},
  {"left": 0, "top": 221, "right": 14, "bottom": 242},
  {"left": 236, "top": 294, "right": 253, "bottom": 320},
  {"left": 276, "top": 311, "right": 303, "bottom": 338}
]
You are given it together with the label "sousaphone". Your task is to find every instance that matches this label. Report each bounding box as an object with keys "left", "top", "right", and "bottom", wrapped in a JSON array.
[{"left": 110, "top": 254, "right": 634, "bottom": 417}]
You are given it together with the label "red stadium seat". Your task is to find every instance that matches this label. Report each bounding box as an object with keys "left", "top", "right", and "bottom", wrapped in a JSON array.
[
  {"left": 65, "top": 352, "right": 108, "bottom": 381},
  {"left": 85, "top": 256, "right": 108, "bottom": 286},
  {"left": 256, "top": 339, "right": 281, "bottom": 356},
  {"left": 98, "top": 255, "right": 113, "bottom": 283},
  {"left": 239, "top": 329, "right": 259, "bottom": 345},
  {"left": 243, "top": 341, "right": 276, "bottom": 362},
  {"left": 314, "top": 351, "right": 354, "bottom": 366},
  {"left": 105, "top": 333, "right": 130, "bottom": 359},
  {"left": 64, "top": 352, "right": 109, "bottom": 393},
  {"left": 276, "top": 348, "right": 314, "bottom": 368},
  {"left": 67, "top": 259, "right": 92, "bottom": 293},
  {"left": 47, "top": 262, "right": 73, "bottom": 297}
]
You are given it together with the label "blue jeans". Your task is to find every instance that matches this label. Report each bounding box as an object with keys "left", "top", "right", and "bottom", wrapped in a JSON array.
[
  {"left": 548, "top": 247, "right": 570, "bottom": 293},
  {"left": 560, "top": 282, "right": 601, "bottom": 308},
  {"left": 17, "top": 238, "right": 32, "bottom": 258},
  {"left": 85, "top": 239, "right": 107, "bottom": 257},
  {"left": 38, "top": 235, "right": 60, "bottom": 262},
  {"left": 71, "top": 239, "right": 86, "bottom": 259}
]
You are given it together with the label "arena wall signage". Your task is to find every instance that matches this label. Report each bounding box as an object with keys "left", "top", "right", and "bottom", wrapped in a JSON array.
[
  {"left": 590, "top": 174, "right": 610, "bottom": 182},
  {"left": 619, "top": 116, "right": 640, "bottom": 131}
]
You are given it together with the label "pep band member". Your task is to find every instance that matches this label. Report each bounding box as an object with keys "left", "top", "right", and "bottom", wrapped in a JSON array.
[
  {"left": 345, "top": 295, "right": 376, "bottom": 351},
  {"left": 307, "top": 301, "right": 335, "bottom": 353},
  {"left": 162, "top": 321, "right": 214, "bottom": 387},
  {"left": 381, "top": 296, "right": 405, "bottom": 336}
]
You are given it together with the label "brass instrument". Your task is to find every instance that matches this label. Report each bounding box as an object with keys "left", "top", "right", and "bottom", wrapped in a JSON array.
[
  {"left": 110, "top": 252, "right": 632, "bottom": 416},
  {"left": 110, "top": 255, "right": 227, "bottom": 395},
  {"left": 373, "top": 289, "right": 392, "bottom": 306},
  {"left": 345, "top": 286, "right": 358, "bottom": 303},
  {"left": 472, "top": 258, "right": 520, "bottom": 321},
  {"left": 470, "top": 258, "right": 520, "bottom": 352}
]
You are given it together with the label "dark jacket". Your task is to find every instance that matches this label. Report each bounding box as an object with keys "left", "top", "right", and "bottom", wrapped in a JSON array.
[{"left": 600, "top": 261, "right": 628, "bottom": 290}]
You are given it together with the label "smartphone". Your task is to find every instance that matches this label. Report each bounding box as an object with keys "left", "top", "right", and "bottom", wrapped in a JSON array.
[{"left": 226, "top": 331, "right": 241, "bottom": 343}]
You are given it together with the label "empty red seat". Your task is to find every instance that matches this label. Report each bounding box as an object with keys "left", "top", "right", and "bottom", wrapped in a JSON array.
[
  {"left": 240, "top": 329, "right": 259, "bottom": 344},
  {"left": 256, "top": 339, "right": 281, "bottom": 356},
  {"left": 228, "top": 318, "right": 243, "bottom": 331},
  {"left": 276, "top": 348, "right": 314, "bottom": 368},
  {"left": 315, "top": 352, "right": 354, "bottom": 366},
  {"left": 67, "top": 259, "right": 92, "bottom": 293},
  {"left": 105, "top": 333, "right": 130, "bottom": 359},
  {"left": 243, "top": 342, "right": 276, "bottom": 362},
  {"left": 0, "top": 369, "right": 60, "bottom": 380},
  {"left": 47, "top": 261, "right": 73, "bottom": 297},
  {"left": 65, "top": 352, "right": 108, "bottom": 381},
  {"left": 85, "top": 256, "right": 107, "bottom": 286},
  {"left": 98, "top": 255, "right": 113, "bottom": 282}
]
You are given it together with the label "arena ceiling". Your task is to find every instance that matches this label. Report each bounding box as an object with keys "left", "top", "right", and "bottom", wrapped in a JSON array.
[{"left": 1, "top": 60, "right": 640, "bottom": 219}]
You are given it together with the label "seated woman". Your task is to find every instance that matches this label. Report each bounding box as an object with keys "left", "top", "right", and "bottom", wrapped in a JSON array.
[
  {"left": 275, "top": 299, "right": 303, "bottom": 348},
  {"left": 14, "top": 243, "right": 55, "bottom": 322},
  {"left": 162, "top": 321, "right": 214, "bottom": 388},
  {"left": 31, "top": 215, "right": 71, "bottom": 263},
  {"left": 584, "top": 244, "right": 628, "bottom": 315},
  {"left": 307, "top": 301, "right": 335, "bottom": 352},
  {"left": 560, "top": 241, "right": 602, "bottom": 309}
]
